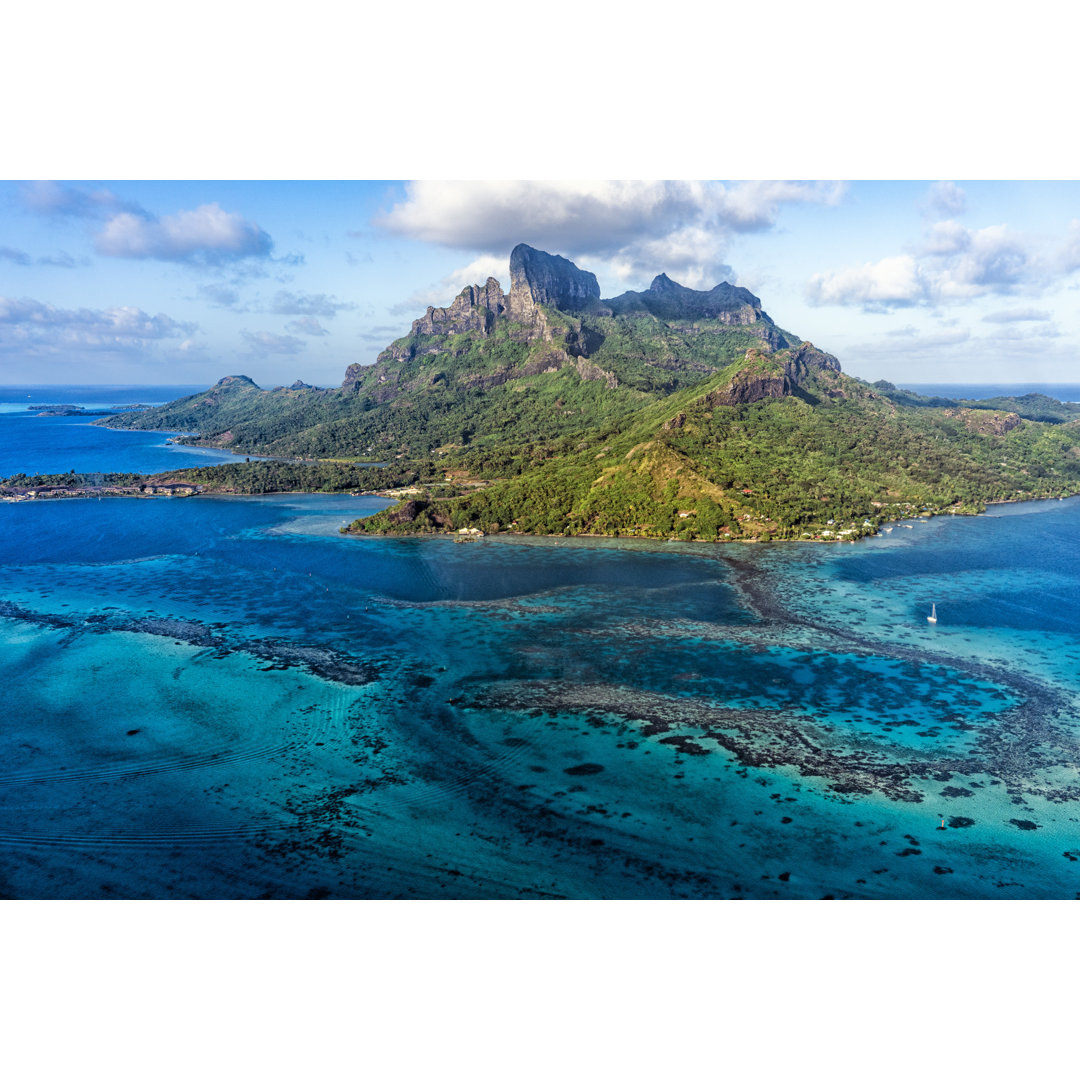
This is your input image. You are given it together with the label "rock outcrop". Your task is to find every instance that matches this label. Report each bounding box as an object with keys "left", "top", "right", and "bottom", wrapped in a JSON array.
[
  {"left": 707, "top": 344, "right": 841, "bottom": 407},
  {"left": 508, "top": 243, "right": 601, "bottom": 320},
  {"left": 783, "top": 342, "right": 841, "bottom": 382},
  {"left": 373, "top": 278, "right": 509, "bottom": 367},
  {"left": 413, "top": 277, "right": 507, "bottom": 338},
  {"left": 574, "top": 356, "right": 619, "bottom": 389},
  {"left": 607, "top": 275, "right": 764, "bottom": 324},
  {"left": 944, "top": 408, "right": 1022, "bottom": 435},
  {"left": 341, "top": 363, "right": 365, "bottom": 393}
]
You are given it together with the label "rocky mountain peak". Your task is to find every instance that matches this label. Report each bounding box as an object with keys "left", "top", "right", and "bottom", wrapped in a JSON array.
[
  {"left": 607, "top": 276, "right": 765, "bottom": 324},
  {"left": 408, "top": 276, "right": 507, "bottom": 342},
  {"left": 508, "top": 244, "right": 601, "bottom": 319}
]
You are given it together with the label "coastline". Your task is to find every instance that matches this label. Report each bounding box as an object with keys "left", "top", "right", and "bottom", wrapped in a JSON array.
[{"left": 7, "top": 480, "right": 1068, "bottom": 548}]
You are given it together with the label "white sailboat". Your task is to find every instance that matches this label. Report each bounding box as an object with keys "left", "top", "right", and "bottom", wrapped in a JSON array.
[{"left": 927, "top": 603, "right": 937, "bottom": 624}]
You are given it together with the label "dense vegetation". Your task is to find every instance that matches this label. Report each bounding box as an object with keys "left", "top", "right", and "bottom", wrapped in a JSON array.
[
  {"left": 0, "top": 470, "right": 147, "bottom": 489},
  {"left": 149, "top": 460, "right": 443, "bottom": 494},
  {"left": 0, "top": 461, "right": 444, "bottom": 496},
  {"left": 351, "top": 367, "right": 1080, "bottom": 541},
  {"left": 961, "top": 392, "right": 1080, "bottom": 424}
]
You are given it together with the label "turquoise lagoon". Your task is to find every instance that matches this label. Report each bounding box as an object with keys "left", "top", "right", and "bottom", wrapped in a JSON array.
[{"left": 4, "top": 395, "right": 1080, "bottom": 898}]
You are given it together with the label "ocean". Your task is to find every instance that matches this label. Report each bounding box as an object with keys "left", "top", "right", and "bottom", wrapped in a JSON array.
[
  {"left": 0, "top": 385, "right": 242, "bottom": 476},
  {"left": 3, "top": 386, "right": 1080, "bottom": 898},
  {"left": 904, "top": 383, "right": 1080, "bottom": 401}
]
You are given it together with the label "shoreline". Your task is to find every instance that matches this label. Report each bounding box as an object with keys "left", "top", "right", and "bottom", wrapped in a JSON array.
[
  {"left": 6, "top": 460, "right": 1080, "bottom": 549},
  {"left": 1, "top": 485, "right": 405, "bottom": 504}
]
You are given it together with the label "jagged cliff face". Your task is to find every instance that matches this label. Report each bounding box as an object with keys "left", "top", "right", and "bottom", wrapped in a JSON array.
[
  {"left": 372, "top": 277, "right": 508, "bottom": 368},
  {"left": 607, "top": 274, "right": 762, "bottom": 323},
  {"left": 414, "top": 277, "right": 507, "bottom": 338},
  {"left": 352, "top": 245, "right": 608, "bottom": 390},
  {"left": 507, "top": 243, "right": 601, "bottom": 321},
  {"left": 605, "top": 275, "right": 792, "bottom": 350},
  {"left": 347, "top": 244, "right": 804, "bottom": 399},
  {"left": 367, "top": 243, "right": 787, "bottom": 360}
]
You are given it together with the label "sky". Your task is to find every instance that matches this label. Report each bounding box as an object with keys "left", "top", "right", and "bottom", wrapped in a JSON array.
[{"left": 4, "top": 178, "right": 1080, "bottom": 389}]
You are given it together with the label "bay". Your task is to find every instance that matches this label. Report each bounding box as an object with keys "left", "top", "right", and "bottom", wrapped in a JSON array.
[{"left": 0, "top": 385, "right": 244, "bottom": 476}]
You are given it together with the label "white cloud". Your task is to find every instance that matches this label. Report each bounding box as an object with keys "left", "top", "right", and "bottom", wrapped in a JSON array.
[
  {"left": 285, "top": 316, "right": 329, "bottom": 336},
  {"left": 377, "top": 180, "right": 845, "bottom": 294},
  {"left": 0, "top": 244, "right": 82, "bottom": 269},
  {"left": 922, "top": 219, "right": 970, "bottom": 256},
  {"left": 923, "top": 181, "right": 967, "bottom": 217},
  {"left": 37, "top": 252, "right": 81, "bottom": 268},
  {"left": 21, "top": 182, "right": 275, "bottom": 268},
  {"left": 718, "top": 181, "right": 847, "bottom": 229},
  {"left": 988, "top": 323, "right": 1061, "bottom": 341},
  {"left": 241, "top": 329, "right": 305, "bottom": 355},
  {"left": 270, "top": 290, "right": 355, "bottom": 318},
  {"left": 95, "top": 204, "right": 273, "bottom": 264},
  {"left": 197, "top": 283, "right": 243, "bottom": 308},
  {"left": 610, "top": 225, "right": 736, "bottom": 289},
  {"left": 390, "top": 254, "right": 508, "bottom": 314},
  {"left": 806, "top": 255, "right": 925, "bottom": 308},
  {"left": 810, "top": 221, "right": 1039, "bottom": 310},
  {"left": 982, "top": 307, "right": 1052, "bottom": 323},
  {"left": 935, "top": 224, "right": 1030, "bottom": 298},
  {"left": 0, "top": 296, "right": 193, "bottom": 355},
  {"left": 1056, "top": 219, "right": 1080, "bottom": 272},
  {"left": 20, "top": 180, "right": 133, "bottom": 219},
  {"left": 445, "top": 255, "right": 508, "bottom": 289}
]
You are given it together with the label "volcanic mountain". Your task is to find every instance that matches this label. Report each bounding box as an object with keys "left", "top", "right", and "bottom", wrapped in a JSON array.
[{"left": 100, "top": 244, "right": 1080, "bottom": 541}]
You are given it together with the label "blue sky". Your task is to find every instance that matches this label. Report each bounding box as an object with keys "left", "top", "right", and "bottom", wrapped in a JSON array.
[{"left": 5, "top": 178, "right": 1080, "bottom": 388}]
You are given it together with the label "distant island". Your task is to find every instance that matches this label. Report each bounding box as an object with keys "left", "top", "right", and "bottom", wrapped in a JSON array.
[
  {"left": 87, "top": 243, "right": 1080, "bottom": 542},
  {"left": 28, "top": 405, "right": 134, "bottom": 417}
]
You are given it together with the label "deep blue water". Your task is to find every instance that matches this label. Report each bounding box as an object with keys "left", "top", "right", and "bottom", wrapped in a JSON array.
[
  {"left": 4, "top": 389, "right": 1080, "bottom": 898},
  {"left": 0, "top": 385, "right": 244, "bottom": 475},
  {"left": 0, "top": 385, "right": 205, "bottom": 413}
]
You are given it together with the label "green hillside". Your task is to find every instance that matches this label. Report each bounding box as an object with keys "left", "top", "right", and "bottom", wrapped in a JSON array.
[{"left": 351, "top": 351, "right": 1080, "bottom": 541}]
